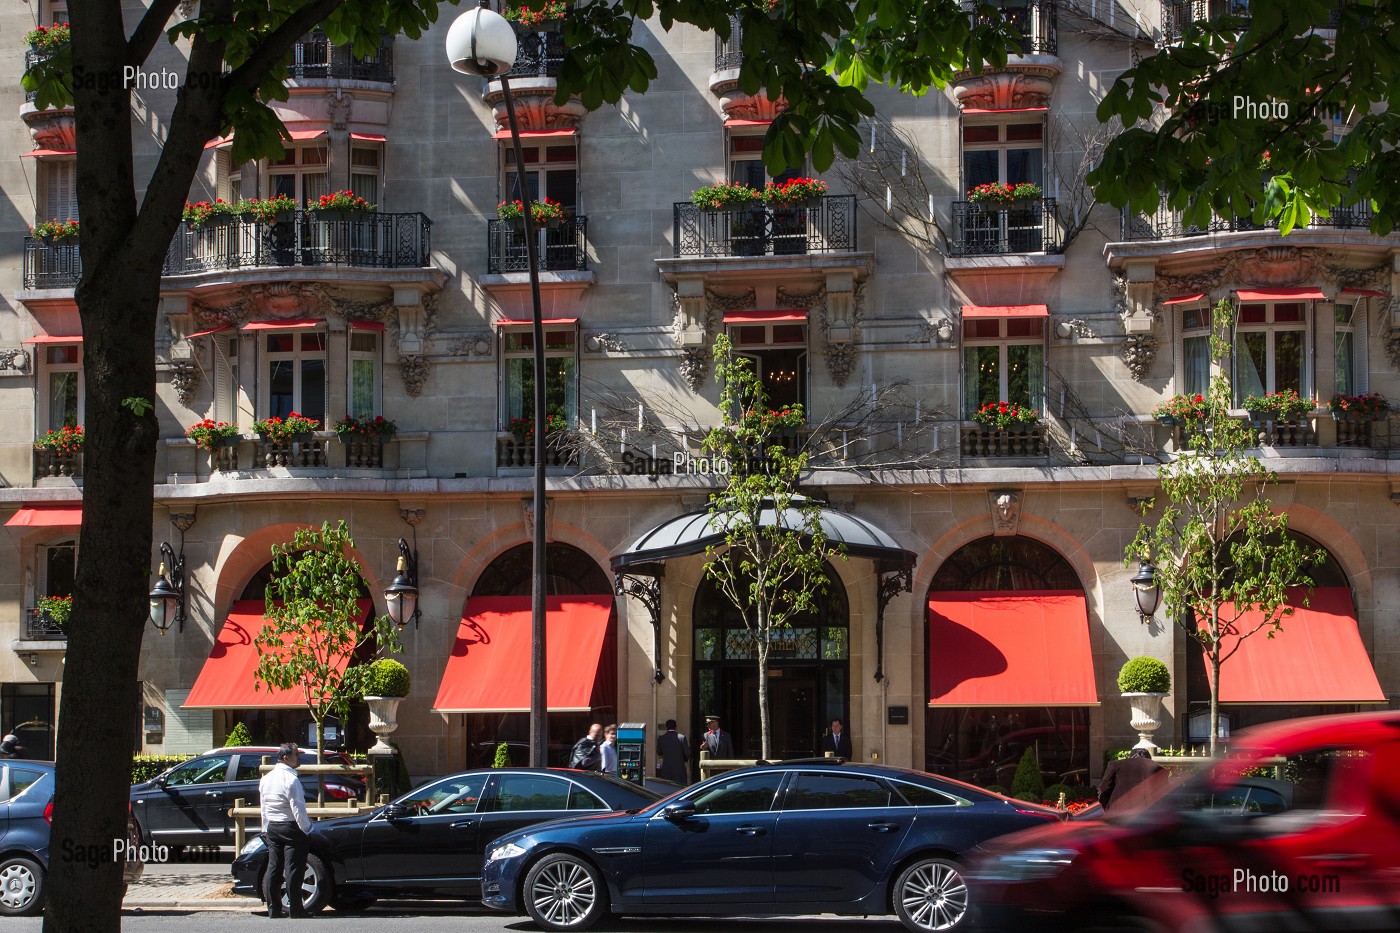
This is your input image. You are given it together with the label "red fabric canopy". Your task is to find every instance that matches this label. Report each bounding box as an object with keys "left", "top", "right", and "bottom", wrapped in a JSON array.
[
  {"left": 724, "top": 119, "right": 772, "bottom": 127},
  {"left": 286, "top": 129, "right": 327, "bottom": 141},
  {"left": 350, "top": 133, "right": 386, "bottom": 142},
  {"left": 349, "top": 321, "right": 385, "bottom": 332},
  {"left": 432, "top": 595, "right": 612, "bottom": 713},
  {"left": 186, "top": 325, "right": 233, "bottom": 339},
  {"left": 1163, "top": 293, "right": 1207, "bottom": 305},
  {"left": 962, "top": 107, "right": 1048, "bottom": 114},
  {"left": 1235, "top": 287, "right": 1326, "bottom": 301},
  {"left": 241, "top": 319, "right": 323, "bottom": 331},
  {"left": 1202, "top": 588, "right": 1385, "bottom": 704},
  {"left": 493, "top": 318, "right": 578, "bottom": 327},
  {"left": 183, "top": 600, "right": 371, "bottom": 709},
  {"left": 1341, "top": 288, "right": 1388, "bottom": 299},
  {"left": 5, "top": 505, "right": 82, "bottom": 528},
  {"left": 491, "top": 129, "right": 577, "bottom": 140},
  {"left": 22, "top": 335, "right": 81, "bottom": 344},
  {"left": 928, "top": 592, "right": 1098, "bottom": 707},
  {"left": 723, "top": 310, "right": 808, "bottom": 324},
  {"left": 20, "top": 149, "right": 76, "bottom": 158},
  {"left": 961, "top": 305, "right": 1049, "bottom": 319}
]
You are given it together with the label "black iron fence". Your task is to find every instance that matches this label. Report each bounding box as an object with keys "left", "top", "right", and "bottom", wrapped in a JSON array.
[
  {"left": 1119, "top": 198, "right": 1373, "bottom": 241},
  {"left": 25, "top": 608, "right": 66, "bottom": 640},
  {"left": 673, "top": 195, "right": 857, "bottom": 258},
  {"left": 23, "top": 238, "right": 83, "bottom": 289},
  {"left": 715, "top": 15, "right": 745, "bottom": 70},
  {"left": 505, "top": 22, "right": 566, "bottom": 79},
  {"left": 288, "top": 31, "right": 394, "bottom": 81},
  {"left": 1162, "top": 1, "right": 1252, "bottom": 41},
  {"left": 487, "top": 216, "right": 588, "bottom": 273},
  {"left": 950, "top": 197, "right": 1062, "bottom": 255},
  {"left": 964, "top": 0, "right": 1057, "bottom": 55}
]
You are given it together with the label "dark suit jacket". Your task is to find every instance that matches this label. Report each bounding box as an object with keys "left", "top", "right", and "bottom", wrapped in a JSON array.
[
  {"left": 1098, "top": 754, "right": 1166, "bottom": 811},
  {"left": 703, "top": 728, "right": 734, "bottom": 759},
  {"left": 825, "top": 731, "right": 853, "bottom": 759},
  {"left": 656, "top": 730, "right": 690, "bottom": 783}
]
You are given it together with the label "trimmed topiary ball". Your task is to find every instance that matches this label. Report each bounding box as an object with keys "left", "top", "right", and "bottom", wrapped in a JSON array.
[
  {"left": 1118, "top": 655, "right": 1171, "bottom": 693},
  {"left": 362, "top": 658, "right": 411, "bottom": 697}
]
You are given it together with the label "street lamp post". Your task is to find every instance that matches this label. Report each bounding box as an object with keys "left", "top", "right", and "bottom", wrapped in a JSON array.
[{"left": 447, "top": 2, "right": 551, "bottom": 768}]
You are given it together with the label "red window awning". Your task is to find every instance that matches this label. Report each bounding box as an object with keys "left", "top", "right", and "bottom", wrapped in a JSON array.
[
  {"left": 724, "top": 119, "right": 772, "bottom": 127},
  {"left": 432, "top": 595, "right": 612, "bottom": 713},
  {"left": 204, "top": 136, "right": 232, "bottom": 150},
  {"left": 286, "top": 129, "right": 327, "bottom": 141},
  {"left": 491, "top": 129, "right": 577, "bottom": 140},
  {"left": 962, "top": 107, "right": 1049, "bottom": 114},
  {"left": 350, "top": 133, "right": 386, "bottom": 142},
  {"left": 493, "top": 318, "right": 578, "bottom": 327},
  {"left": 183, "top": 600, "right": 371, "bottom": 709},
  {"left": 961, "top": 305, "right": 1049, "bottom": 319},
  {"left": 349, "top": 320, "right": 385, "bottom": 332},
  {"left": 22, "top": 335, "right": 82, "bottom": 344},
  {"left": 1235, "top": 287, "right": 1327, "bottom": 301},
  {"left": 928, "top": 591, "right": 1098, "bottom": 707},
  {"left": 1202, "top": 588, "right": 1386, "bottom": 705},
  {"left": 20, "top": 149, "right": 76, "bottom": 158},
  {"left": 186, "top": 325, "right": 233, "bottom": 340},
  {"left": 241, "top": 319, "right": 323, "bottom": 331},
  {"left": 1163, "top": 293, "right": 1207, "bottom": 305},
  {"left": 1341, "top": 288, "right": 1388, "bottom": 299},
  {"left": 723, "top": 310, "right": 808, "bottom": 324},
  {"left": 5, "top": 505, "right": 82, "bottom": 528}
]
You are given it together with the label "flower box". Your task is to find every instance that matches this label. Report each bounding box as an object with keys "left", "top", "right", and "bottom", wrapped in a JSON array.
[
  {"left": 690, "top": 181, "right": 762, "bottom": 211},
  {"left": 972, "top": 401, "right": 1040, "bottom": 431},
  {"left": 1328, "top": 392, "right": 1388, "bottom": 422}
]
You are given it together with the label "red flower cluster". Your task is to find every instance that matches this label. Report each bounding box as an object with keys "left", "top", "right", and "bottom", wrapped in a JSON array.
[
  {"left": 972, "top": 401, "right": 1040, "bottom": 430},
  {"left": 334, "top": 415, "right": 398, "bottom": 438},
  {"left": 185, "top": 419, "right": 240, "bottom": 452},
  {"left": 313, "top": 190, "right": 374, "bottom": 212},
  {"left": 34, "top": 424, "right": 84, "bottom": 453}
]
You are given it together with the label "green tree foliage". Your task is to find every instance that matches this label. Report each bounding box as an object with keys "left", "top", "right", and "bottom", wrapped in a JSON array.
[
  {"left": 700, "top": 335, "right": 845, "bottom": 760},
  {"left": 1010, "top": 746, "right": 1044, "bottom": 802},
  {"left": 255, "top": 521, "right": 401, "bottom": 796},
  {"left": 223, "top": 722, "right": 254, "bottom": 747},
  {"left": 1090, "top": 3, "right": 1400, "bottom": 234},
  {"left": 494, "top": 741, "right": 513, "bottom": 768},
  {"left": 1126, "top": 302, "right": 1320, "bottom": 755}
]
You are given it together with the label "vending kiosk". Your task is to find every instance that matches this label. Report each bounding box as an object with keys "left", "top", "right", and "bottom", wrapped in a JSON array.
[{"left": 616, "top": 722, "right": 647, "bottom": 785}]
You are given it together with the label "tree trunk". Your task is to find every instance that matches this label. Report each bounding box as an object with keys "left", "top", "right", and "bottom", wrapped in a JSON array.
[
  {"left": 314, "top": 717, "right": 326, "bottom": 806},
  {"left": 1208, "top": 650, "right": 1221, "bottom": 758},
  {"left": 756, "top": 605, "right": 771, "bottom": 761}
]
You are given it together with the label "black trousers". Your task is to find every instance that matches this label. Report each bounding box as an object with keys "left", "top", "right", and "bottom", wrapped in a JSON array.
[{"left": 264, "top": 820, "right": 309, "bottom": 914}]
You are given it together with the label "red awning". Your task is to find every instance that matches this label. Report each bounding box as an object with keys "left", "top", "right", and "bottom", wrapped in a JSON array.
[
  {"left": 4, "top": 505, "right": 82, "bottom": 528},
  {"left": 20, "top": 149, "right": 76, "bottom": 158},
  {"left": 22, "top": 335, "right": 82, "bottom": 344},
  {"left": 1202, "top": 588, "right": 1386, "bottom": 704},
  {"left": 723, "top": 310, "right": 808, "bottom": 324},
  {"left": 241, "top": 319, "right": 323, "bottom": 331},
  {"left": 1235, "top": 287, "right": 1327, "bottom": 301},
  {"left": 349, "top": 321, "right": 385, "bottom": 332},
  {"left": 1163, "top": 293, "right": 1207, "bottom": 305},
  {"left": 1341, "top": 288, "right": 1388, "bottom": 299},
  {"left": 962, "top": 107, "right": 1049, "bottom": 114},
  {"left": 184, "top": 600, "right": 371, "bottom": 709},
  {"left": 350, "top": 133, "right": 386, "bottom": 142},
  {"left": 186, "top": 325, "right": 233, "bottom": 339},
  {"left": 961, "top": 305, "right": 1049, "bottom": 319},
  {"left": 491, "top": 129, "right": 577, "bottom": 140},
  {"left": 724, "top": 119, "right": 772, "bottom": 127},
  {"left": 493, "top": 318, "right": 578, "bottom": 327},
  {"left": 286, "top": 129, "right": 327, "bottom": 141},
  {"left": 928, "top": 591, "right": 1098, "bottom": 707},
  {"left": 432, "top": 595, "right": 612, "bottom": 713}
]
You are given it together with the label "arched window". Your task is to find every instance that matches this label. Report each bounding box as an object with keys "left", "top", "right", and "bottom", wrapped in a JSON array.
[
  {"left": 471, "top": 542, "right": 609, "bottom": 597},
  {"left": 929, "top": 535, "right": 1080, "bottom": 591}
]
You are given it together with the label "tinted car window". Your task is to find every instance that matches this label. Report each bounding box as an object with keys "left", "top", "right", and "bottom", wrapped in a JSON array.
[
  {"left": 406, "top": 774, "right": 488, "bottom": 815},
  {"left": 234, "top": 756, "right": 266, "bottom": 781},
  {"left": 894, "top": 781, "right": 961, "bottom": 807},
  {"left": 8, "top": 769, "right": 44, "bottom": 800},
  {"left": 785, "top": 773, "right": 893, "bottom": 810},
  {"left": 164, "top": 755, "right": 232, "bottom": 786},
  {"left": 567, "top": 784, "right": 607, "bottom": 810},
  {"left": 492, "top": 775, "right": 571, "bottom": 812},
  {"left": 690, "top": 772, "right": 784, "bottom": 815}
]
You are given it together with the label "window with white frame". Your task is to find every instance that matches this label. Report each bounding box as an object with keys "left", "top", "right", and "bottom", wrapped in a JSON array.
[
  {"left": 46, "top": 1, "right": 68, "bottom": 25},
  {"left": 1233, "top": 302, "right": 1308, "bottom": 404},
  {"left": 501, "top": 325, "right": 577, "bottom": 429},
  {"left": 268, "top": 145, "right": 329, "bottom": 205},
  {"left": 962, "top": 121, "right": 1044, "bottom": 193},
  {"left": 351, "top": 144, "right": 382, "bottom": 207},
  {"left": 727, "top": 131, "right": 799, "bottom": 190},
  {"left": 962, "top": 315, "right": 1044, "bottom": 418},
  {"left": 1181, "top": 304, "right": 1213, "bottom": 397},
  {"left": 728, "top": 321, "right": 808, "bottom": 413},
  {"left": 262, "top": 330, "right": 327, "bottom": 423},
  {"left": 39, "top": 343, "right": 82, "bottom": 434},
  {"left": 1334, "top": 303, "right": 1358, "bottom": 396},
  {"left": 214, "top": 335, "right": 240, "bottom": 425},
  {"left": 348, "top": 329, "right": 381, "bottom": 418},
  {"left": 504, "top": 140, "right": 577, "bottom": 210},
  {"left": 40, "top": 159, "right": 78, "bottom": 224},
  {"left": 39, "top": 540, "right": 75, "bottom": 600}
]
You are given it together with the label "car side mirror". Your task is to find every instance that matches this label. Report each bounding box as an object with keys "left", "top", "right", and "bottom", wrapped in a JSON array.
[
  {"left": 384, "top": 803, "right": 413, "bottom": 820},
  {"left": 662, "top": 801, "right": 696, "bottom": 822},
  {"left": 153, "top": 775, "right": 168, "bottom": 788}
]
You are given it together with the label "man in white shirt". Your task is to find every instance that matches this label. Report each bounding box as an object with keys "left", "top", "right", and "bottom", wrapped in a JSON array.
[
  {"left": 599, "top": 724, "right": 618, "bottom": 774},
  {"left": 259, "top": 742, "right": 312, "bottom": 918}
]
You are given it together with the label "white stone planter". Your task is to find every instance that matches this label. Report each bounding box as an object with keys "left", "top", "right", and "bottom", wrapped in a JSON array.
[
  {"left": 1123, "top": 692, "right": 1168, "bottom": 751},
  {"left": 364, "top": 695, "right": 403, "bottom": 756}
]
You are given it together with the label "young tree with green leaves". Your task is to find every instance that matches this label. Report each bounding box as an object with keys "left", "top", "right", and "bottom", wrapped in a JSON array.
[
  {"left": 255, "top": 521, "right": 401, "bottom": 800},
  {"left": 1126, "top": 302, "right": 1320, "bottom": 756},
  {"left": 700, "top": 335, "right": 844, "bottom": 761}
]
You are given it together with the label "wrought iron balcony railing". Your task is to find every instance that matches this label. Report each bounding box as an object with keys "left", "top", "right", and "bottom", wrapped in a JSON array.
[
  {"left": 1119, "top": 198, "right": 1373, "bottom": 241},
  {"left": 964, "top": 0, "right": 1057, "bottom": 56},
  {"left": 487, "top": 216, "right": 588, "bottom": 273},
  {"left": 288, "top": 31, "right": 394, "bottom": 82},
  {"left": 950, "top": 197, "right": 1062, "bottom": 256},
  {"left": 23, "top": 238, "right": 83, "bottom": 289},
  {"left": 1162, "top": 1, "right": 1251, "bottom": 42},
  {"left": 25, "top": 608, "right": 67, "bottom": 640},
  {"left": 715, "top": 14, "right": 745, "bottom": 70},
  {"left": 673, "top": 196, "right": 857, "bottom": 258},
  {"left": 23, "top": 49, "right": 57, "bottom": 103},
  {"left": 504, "top": 22, "right": 566, "bottom": 79},
  {"left": 162, "top": 212, "right": 431, "bottom": 275}
]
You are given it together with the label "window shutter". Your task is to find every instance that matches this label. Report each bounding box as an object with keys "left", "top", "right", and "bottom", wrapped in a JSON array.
[
  {"left": 213, "top": 338, "right": 233, "bottom": 424},
  {"left": 1172, "top": 308, "right": 1185, "bottom": 392},
  {"left": 1355, "top": 303, "right": 1370, "bottom": 394},
  {"left": 44, "top": 161, "right": 78, "bottom": 222}
]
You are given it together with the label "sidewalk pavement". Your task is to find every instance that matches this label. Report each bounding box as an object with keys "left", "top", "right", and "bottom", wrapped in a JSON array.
[{"left": 124, "top": 869, "right": 248, "bottom": 911}]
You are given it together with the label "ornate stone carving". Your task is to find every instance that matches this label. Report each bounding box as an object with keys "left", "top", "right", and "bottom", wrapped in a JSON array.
[
  {"left": 399, "top": 356, "right": 429, "bottom": 398},
  {"left": 486, "top": 86, "right": 587, "bottom": 133},
  {"left": 908, "top": 320, "right": 956, "bottom": 345},
  {"left": 400, "top": 508, "right": 425, "bottom": 526},
  {"left": 1386, "top": 326, "right": 1400, "bottom": 372},
  {"left": 718, "top": 90, "right": 786, "bottom": 123},
  {"left": 190, "top": 284, "right": 331, "bottom": 329},
  {"left": 169, "top": 362, "right": 199, "bottom": 407},
  {"left": 21, "top": 110, "right": 75, "bottom": 151},
  {"left": 953, "top": 69, "right": 1057, "bottom": 110},
  {"left": 326, "top": 89, "right": 352, "bottom": 131},
  {"left": 332, "top": 295, "right": 393, "bottom": 323},
  {"left": 445, "top": 333, "right": 492, "bottom": 357},
  {"left": 1237, "top": 246, "right": 1314, "bottom": 286},
  {"left": 585, "top": 332, "right": 630, "bottom": 353},
  {"left": 777, "top": 285, "right": 825, "bottom": 312},
  {"left": 1053, "top": 318, "right": 1095, "bottom": 339},
  {"left": 0, "top": 349, "right": 31, "bottom": 373},
  {"left": 1123, "top": 334, "right": 1158, "bottom": 382},
  {"left": 679, "top": 348, "right": 712, "bottom": 392},
  {"left": 989, "top": 489, "right": 1022, "bottom": 536},
  {"left": 707, "top": 287, "right": 756, "bottom": 313},
  {"left": 824, "top": 343, "right": 856, "bottom": 387}
]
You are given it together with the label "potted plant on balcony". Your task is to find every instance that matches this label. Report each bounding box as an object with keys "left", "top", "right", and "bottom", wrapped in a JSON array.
[
  {"left": 972, "top": 401, "right": 1040, "bottom": 434},
  {"left": 238, "top": 194, "right": 298, "bottom": 224},
  {"left": 36, "top": 594, "right": 72, "bottom": 634},
  {"left": 32, "top": 218, "right": 80, "bottom": 245},
  {"left": 358, "top": 657, "right": 410, "bottom": 755},
  {"left": 25, "top": 22, "right": 70, "bottom": 54},
  {"left": 185, "top": 419, "right": 241, "bottom": 452},
  {"left": 496, "top": 198, "right": 568, "bottom": 230},
  {"left": 1118, "top": 656, "right": 1170, "bottom": 751},
  {"left": 1010, "top": 181, "right": 1043, "bottom": 207},
  {"left": 309, "top": 189, "right": 375, "bottom": 221},
  {"left": 253, "top": 412, "right": 321, "bottom": 443},
  {"left": 1242, "top": 389, "right": 1313, "bottom": 423},
  {"left": 181, "top": 199, "right": 240, "bottom": 229},
  {"left": 504, "top": 0, "right": 568, "bottom": 28},
  {"left": 763, "top": 177, "right": 828, "bottom": 207},
  {"left": 34, "top": 423, "right": 84, "bottom": 454},
  {"left": 1151, "top": 392, "right": 1207, "bottom": 427},
  {"left": 334, "top": 414, "right": 399, "bottom": 440},
  {"left": 1328, "top": 392, "right": 1388, "bottom": 422},
  {"left": 690, "top": 180, "right": 762, "bottom": 211},
  {"left": 507, "top": 413, "right": 569, "bottom": 444}
]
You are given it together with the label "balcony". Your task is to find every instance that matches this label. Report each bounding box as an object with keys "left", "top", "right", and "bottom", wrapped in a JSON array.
[
  {"left": 965, "top": 0, "right": 1057, "bottom": 55},
  {"left": 950, "top": 198, "right": 1062, "bottom": 256},
  {"left": 23, "top": 238, "right": 82, "bottom": 289},
  {"left": 961, "top": 424, "right": 1049, "bottom": 458},
  {"left": 33, "top": 446, "right": 82, "bottom": 481},
  {"left": 1119, "top": 199, "right": 1373, "bottom": 241},
  {"left": 496, "top": 435, "right": 578, "bottom": 470},
  {"left": 287, "top": 32, "right": 394, "bottom": 82},
  {"left": 24, "top": 608, "right": 66, "bottom": 641},
  {"left": 487, "top": 217, "right": 588, "bottom": 274},
  {"left": 715, "top": 14, "right": 745, "bottom": 71},
  {"left": 1162, "top": 0, "right": 1251, "bottom": 42},
  {"left": 673, "top": 197, "right": 857, "bottom": 258},
  {"left": 23, "top": 49, "right": 52, "bottom": 103},
  {"left": 504, "top": 21, "right": 565, "bottom": 79}
]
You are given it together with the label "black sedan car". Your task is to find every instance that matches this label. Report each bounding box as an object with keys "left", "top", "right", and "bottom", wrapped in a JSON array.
[
  {"left": 232, "top": 768, "right": 669, "bottom": 913},
  {"left": 480, "top": 762, "right": 1064, "bottom": 932}
]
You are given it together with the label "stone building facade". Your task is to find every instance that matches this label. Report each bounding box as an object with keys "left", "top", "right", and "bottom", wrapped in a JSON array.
[{"left": 1, "top": 0, "right": 1395, "bottom": 786}]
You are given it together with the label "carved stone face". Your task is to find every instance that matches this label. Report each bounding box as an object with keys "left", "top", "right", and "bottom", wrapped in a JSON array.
[{"left": 995, "top": 493, "right": 1016, "bottom": 522}]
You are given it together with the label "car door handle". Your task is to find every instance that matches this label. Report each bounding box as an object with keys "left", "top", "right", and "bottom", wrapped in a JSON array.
[
  {"left": 867, "top": 822, "right": 899, "bottom": 833},
  {"left": 450, "top": 819, "right": 478, "bottom": 829},
  {"left": 735, "top": 825, "right": 765, "bottom": 836}
]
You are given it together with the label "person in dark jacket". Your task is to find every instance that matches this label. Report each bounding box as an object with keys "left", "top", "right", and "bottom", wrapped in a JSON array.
[
  {"left": 0, "top": 735, "right": 25, "bottom": 759},
  {"left": 701, "top": 715, "right": 734, "bottom": 759},
  {"left": 1098, "top": 747, "right": 1166, "bottom": 811},
  {"left": 823, "top": 718, "right": 853, "bottom": 760},
  {"left": 569, "top": 723, "right": 603, "bottom": 770},
  {"left": 656, "top": 719, "right": 690, "bottom": 784}
]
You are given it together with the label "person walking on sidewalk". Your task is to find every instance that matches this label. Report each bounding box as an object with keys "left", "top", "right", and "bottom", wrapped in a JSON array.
[{"left": 259, "top": 743, "right": 312, "bottom": 918}]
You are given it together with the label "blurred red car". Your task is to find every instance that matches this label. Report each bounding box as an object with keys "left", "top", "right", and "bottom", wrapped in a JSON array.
[{"left": 969, "top": 710, "right": 1400, "bottom": 932}]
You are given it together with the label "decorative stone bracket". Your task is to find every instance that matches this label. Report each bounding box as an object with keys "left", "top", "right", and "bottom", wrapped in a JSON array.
[
  {"left": 0, "top": 349, "right": 31, "bottom": 373},
  {"left": 989, "top": 489, "right": 1022, "bottom": 536}
]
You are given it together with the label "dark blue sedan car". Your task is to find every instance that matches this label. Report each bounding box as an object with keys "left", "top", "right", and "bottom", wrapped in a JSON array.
[{"left": 481, "top": 762, "right": 1063, "bottom": 932}]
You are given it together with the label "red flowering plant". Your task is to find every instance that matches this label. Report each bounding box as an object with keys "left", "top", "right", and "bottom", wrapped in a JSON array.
[
  {"left": 333, "top": 415, "right": 398, "bottom": 438},
  {"left": 504, "top": 0, "right": 568, "bottom": 27},
  {"left": 1241, "top": 388, "right": 1313, "bottom": 420},
  {"left": 236, "top": 195, "right": 298, "bottom": 223},
  {"left": 966, "top": 181, "right": 1042, "bottom": 205},
  {"left": 184, "top": 419, "right": 241, "bottom": 452},
  {"left": 309, "top": 190, "right": 375, "bottom": 213},
  {"left": 1151, "top": 392, "right": 1209, "bottom": 424},
  {"left": 34, "top": 423, "right": 84, "bottom": 453},
  {"left": 25, "top": 22, "right": 70, "bottom": 54},
  {"left": 31, "top": 218, "right": 80, "bottom": 241},
  {"left": 689, "top": 181, "right": 762, "bottom": 210},
  {"left": 762, "top": 177, "right": 829, "bottom": 205},
  {"left": 182, "top": 199, "right": 239, "bottom": 228},
  {"left": 507, "top": 413, "right": 569, "bottom": 443},
  {"left": 252, "top": 412, "right": 321, "bottom": 440},
  {"left": 496, "top": 199, "right": 567, "bottom": 225},
  {"left": 1328, "top": 392, "right": 1389, "bottom": 419},
  {"left": 36, "top": 594, "right": 72, "bottom": 630},
  {"left": 972, "top": 401, "right": 1040, "bottom": 430}
]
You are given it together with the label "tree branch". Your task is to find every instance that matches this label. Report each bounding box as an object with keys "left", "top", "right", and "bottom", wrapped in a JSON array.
[{"left": 127, "top": 0, "right": 184, "bottom": 66}]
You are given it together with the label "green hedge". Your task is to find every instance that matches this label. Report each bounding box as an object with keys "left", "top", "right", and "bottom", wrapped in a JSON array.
[{"left": 132, "top": 754, "right": 195, "bottom": 783}]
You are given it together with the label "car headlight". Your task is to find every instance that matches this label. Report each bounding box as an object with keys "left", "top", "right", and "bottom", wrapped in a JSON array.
[
  {"left": 486, "top": 842, "right": 526, "bottom": 864},
  {"left": 239, "top": 836, "right": 267, "bottom": 857},
  {"left": 971, "top": 848, "right": 1078, "bottom": 882}
]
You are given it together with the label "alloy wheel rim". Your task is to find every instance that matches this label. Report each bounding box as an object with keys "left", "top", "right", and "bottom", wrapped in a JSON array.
[
  {"left": 0, "top": 865, "right": 36, "bottom": 909},
  {"left": 901, "top": 862, "right": 968, "bottom": 931},
  {"left": 531, "top": 860, "right": 595, "bottom": 927}
]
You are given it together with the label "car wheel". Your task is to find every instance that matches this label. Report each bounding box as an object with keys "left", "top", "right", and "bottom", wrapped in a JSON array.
[
  {"left": 522, "top": 853, "right": 608, "bottom": 932},
  {"left": 0, "top": 856, "right": 45, "bottom": 917},
  {"left": 270, "top": 853, "right": 331, "bottom": 915},
  {"left": 893, "top": 857, "right": 970, "bottom": 932}
]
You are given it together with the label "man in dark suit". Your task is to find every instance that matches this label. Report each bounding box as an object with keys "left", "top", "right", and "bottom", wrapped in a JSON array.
[
  {"left": 656, "top": 719, "right": 690, "bottom": 784},
  {"left": 701, "top": 715, "right": 734, "bottom": 759},
  {"left": 1098, "top": 747, "right": 1167, "bottom": 812},
  {"left": 824, "top": 718, "right": 853, "bottom": 759}
]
